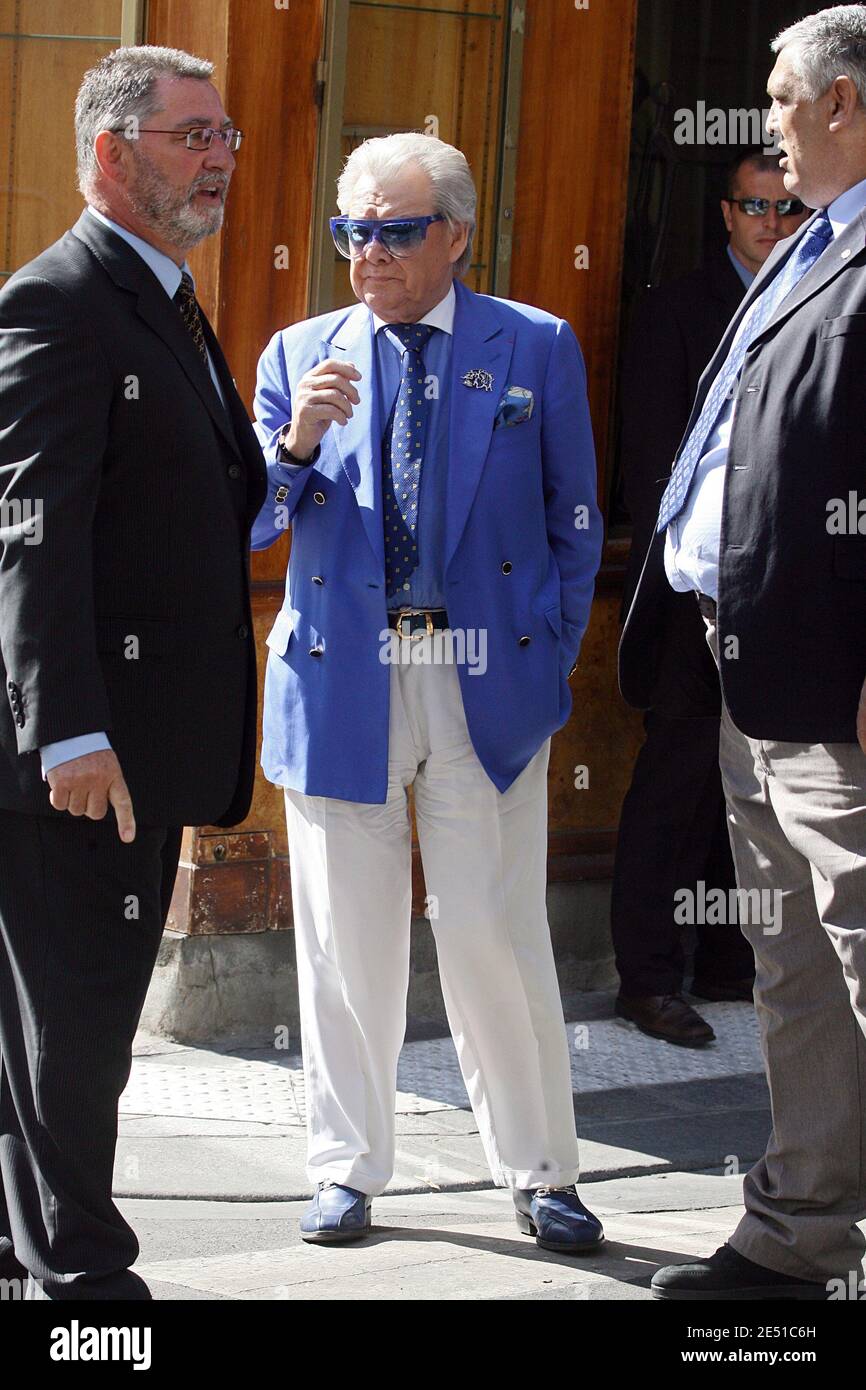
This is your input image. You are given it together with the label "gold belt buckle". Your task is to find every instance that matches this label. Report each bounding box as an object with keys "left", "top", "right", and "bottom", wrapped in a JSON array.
[{"left": 396, "top": 608, "right": 434, "bottom": 640}]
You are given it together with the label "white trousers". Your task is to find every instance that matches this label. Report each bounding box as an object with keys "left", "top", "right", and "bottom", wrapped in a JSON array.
[{"left": 283, "top": 643, "right": 581, "bottom": 1195}]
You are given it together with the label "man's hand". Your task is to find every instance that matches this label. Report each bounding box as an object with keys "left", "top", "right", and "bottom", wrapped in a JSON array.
[
  {"left": 858, "top": 675, "right": 866, "bottom": 756},
  {"left": 47, "top": 749, "right": 136, "bottom": 842},
  {"left": 282, "top": 358, "right": 362, "bottom": 459}
]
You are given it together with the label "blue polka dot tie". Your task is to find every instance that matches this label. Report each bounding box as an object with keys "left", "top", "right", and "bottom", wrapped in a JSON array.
[
  {"left": 382, "top": 322, "right": 435, "bottom": 599},
  {"left": 656, "top": 210, "right": 835, "bottom": 532}
]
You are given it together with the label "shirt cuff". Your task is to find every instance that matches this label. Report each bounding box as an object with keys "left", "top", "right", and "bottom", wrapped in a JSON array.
[{"left": 40, "top": 732, "right": 112, "bottom": 779}]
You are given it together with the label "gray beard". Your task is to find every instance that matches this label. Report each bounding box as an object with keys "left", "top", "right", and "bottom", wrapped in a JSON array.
[{"left": 127, "top": 148, "right": 226, "bottom": 252}]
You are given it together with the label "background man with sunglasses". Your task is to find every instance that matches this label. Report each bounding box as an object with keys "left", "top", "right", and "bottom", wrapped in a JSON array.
[
  {"left": 612, "top": 150, "right": 809, "bottom": 1048},
  {"left": 0, "top": 46, "right": 265, "bottom": 1298},
  {"left": 252, "top": 132, "right": 604, "bottom": 1252}
]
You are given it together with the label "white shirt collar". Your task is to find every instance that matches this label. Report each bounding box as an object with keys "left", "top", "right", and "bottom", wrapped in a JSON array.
[
  {"left": 372, "top": 281, "right": 455, "bottom": 337},
  {"left": 86, "top": 205, "right": 192, "bottom": 299},
  {"left": 826, "top": 174, "right": 866, "bottom": 239}
]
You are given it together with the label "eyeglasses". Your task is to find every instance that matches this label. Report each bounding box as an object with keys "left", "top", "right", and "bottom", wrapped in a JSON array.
[
  {"left": 330, "top": 214, "right": 445, "bottom": 259},
  {"left": 728, "top": 197, "right": 805, "bottom": 216},
  {"left": 130, "top": 126, "right": 244, "bottom": 152}
]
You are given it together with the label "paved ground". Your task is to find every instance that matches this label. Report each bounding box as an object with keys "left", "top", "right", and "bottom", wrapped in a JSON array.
[
  {"left": 122, "top": 994, "right": 770, "bottom": 1202},
  {"left": 125, "top": 1173, "right": 751, "bottom": 1301},
  {"left": 116, "top": 990, "right": 799, "bottom": 1299}
]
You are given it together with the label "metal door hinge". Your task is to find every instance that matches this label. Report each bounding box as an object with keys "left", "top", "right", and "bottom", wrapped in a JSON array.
[{"left": 315, "top": 58, "right": 327, "bottom": 109}]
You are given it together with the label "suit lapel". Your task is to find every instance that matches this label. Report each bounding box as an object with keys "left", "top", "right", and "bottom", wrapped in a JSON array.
[
  {"left": 71, "top": 211, "right": 242, "bottom": 460},
  {"left": 327, "top": 302, "right": 384, "bottom": 573},
  {"left": 134, "top": 274, "right": 242, "bottom": 458},
  {"left": 753, "top": 207, "right": 866, "bottom": 339},
  {"left": 324, "top": 282, "right": 514, "bottom": 574},
  {"left": 445, "top": 279, "right": 514, "bottom": 570},
  {"left": 675, "top": 209, "right": 866, "bottom": 459}
]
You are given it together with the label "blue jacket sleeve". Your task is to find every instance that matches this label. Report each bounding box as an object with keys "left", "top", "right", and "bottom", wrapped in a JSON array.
[
  {"left": 540, "top": 319, "right": 604, "bottom": 674},
  {"left": 250, "top": 330, "right": 319, "bottom": 551}
]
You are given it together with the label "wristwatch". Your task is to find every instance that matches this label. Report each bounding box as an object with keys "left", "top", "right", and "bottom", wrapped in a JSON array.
[{"left": 277, "top": 424, "right": 319, "bottom": 466}]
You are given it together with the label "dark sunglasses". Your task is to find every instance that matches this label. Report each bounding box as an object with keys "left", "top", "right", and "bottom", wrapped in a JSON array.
[
  {"left": 729, "top": 197, "right": 806, "bottom": 216},
  {"left": 330, "top": 214, "right": 445, "bottom": 259}
]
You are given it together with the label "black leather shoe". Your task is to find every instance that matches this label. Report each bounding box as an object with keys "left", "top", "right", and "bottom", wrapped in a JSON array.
[
  {"left": 615, "top": 992, "right": 715, "bottom": 1046},
  {"left": 691, "top": 977, "right": 755, "bottom": 1003},
  {"left": 652, "top": 1243, "right": 828, "bottom": 1300}
]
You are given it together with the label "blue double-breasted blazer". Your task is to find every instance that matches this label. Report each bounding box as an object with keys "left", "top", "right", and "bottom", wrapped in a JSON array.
[{"left": 251, "top": 277, "right": 603, "bottom": 803}]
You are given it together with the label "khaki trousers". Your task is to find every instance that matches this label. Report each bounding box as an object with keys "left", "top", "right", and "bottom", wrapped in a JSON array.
[{"left": 707, "top": 620, "right": 866, "bottom": 1281}]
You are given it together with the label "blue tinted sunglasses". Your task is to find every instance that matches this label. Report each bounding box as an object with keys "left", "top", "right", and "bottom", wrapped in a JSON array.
[{"left": 330, "top": 214, "right": 445, "bottom": 259}]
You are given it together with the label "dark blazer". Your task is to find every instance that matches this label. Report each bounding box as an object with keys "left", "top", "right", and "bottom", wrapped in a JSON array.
[
  {"left": 619, "top": 251, "right": 745, "bottom": 717},
  {"left": 0, "top": 211, "right": 267, "bottom": 826},
  {"left": 620, "top": 208, "right": 866, "bottom": 744}
]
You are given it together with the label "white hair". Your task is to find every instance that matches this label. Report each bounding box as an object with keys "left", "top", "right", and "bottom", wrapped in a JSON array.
[
  {"left": 772, "top": 4, "right": 866, "bottom": 104},
  {"left": 336, "top": 132, "right": 477, "bottom": 278}
]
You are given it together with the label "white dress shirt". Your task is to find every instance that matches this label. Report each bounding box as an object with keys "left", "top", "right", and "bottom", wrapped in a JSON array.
[{"left": 664, "top": 175, "right": 866, "bottom": 599}]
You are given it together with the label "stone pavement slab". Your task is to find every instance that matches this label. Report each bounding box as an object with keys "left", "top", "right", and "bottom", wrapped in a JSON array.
[
  {"left": 120, "top": 997, "right": 770, "bottom": 1200},
  {"left": 123, "top": 1172, "right": 752, "bottom": 1301}
]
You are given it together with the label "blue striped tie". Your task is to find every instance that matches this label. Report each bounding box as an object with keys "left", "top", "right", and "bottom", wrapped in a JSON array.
[{"left": 656, "top": 211, "right": 834, "bottom": 532}]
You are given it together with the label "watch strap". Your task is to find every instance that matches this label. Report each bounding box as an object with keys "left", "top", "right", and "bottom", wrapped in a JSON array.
[{"left": 277, "top": 427, "right": 319, "bottom": 466}]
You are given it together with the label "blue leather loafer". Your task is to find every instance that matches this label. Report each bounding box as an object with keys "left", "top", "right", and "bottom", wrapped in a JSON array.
[
  {"left": 513, "top": 1185, "right": 605, "bottom": 1253},
  {"left": 300, "top": 1182, "right": 373, "bottom": 1244}
]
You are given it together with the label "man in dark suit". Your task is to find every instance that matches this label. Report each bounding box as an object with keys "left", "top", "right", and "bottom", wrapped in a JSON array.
[
  {"left": 621, "top": 4, "right": 866, "bottom": 1298},
  {"left": 613, "top": 151, "right": 809, "bottom": 1046},
  {"left": 0, "top": 45, "right": 265, "bottom": 1299}
]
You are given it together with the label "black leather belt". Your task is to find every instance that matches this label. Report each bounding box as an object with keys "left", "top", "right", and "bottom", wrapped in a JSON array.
[
  {"left": 695, "top": 592, "right": 717, "bottom": 620},
  {"left": 388, "top": 607, "right": 449, "bottom": 639}
]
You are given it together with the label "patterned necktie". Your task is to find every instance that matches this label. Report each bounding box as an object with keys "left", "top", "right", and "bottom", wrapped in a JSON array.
[
  {"left": 174, "top": 270, "right": 209, "bottom": 367},
  {"left": 656, "top": 211, "right": 835, "bottom": 532},
  {"left": 382, "top": 322, "right": 435, "bottom": 598}
]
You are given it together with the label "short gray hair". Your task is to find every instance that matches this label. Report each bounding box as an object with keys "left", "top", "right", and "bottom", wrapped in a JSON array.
[
  {"left": 75, "top": 44, "right": 213, "bottom": 196},
  {"left": 726, "top": 148, "right": 786, "bottom": 198},
  {"left": 772, "top": 4, "right": 866, "bottom": 105},
  {"left": 336, "top": 132, "right": 477, "bottom": 278}
]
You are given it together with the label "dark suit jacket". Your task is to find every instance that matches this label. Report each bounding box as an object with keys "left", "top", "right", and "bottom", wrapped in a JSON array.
[
  {"left": 620, "top": 208, "right": 866, "bottom": 744},
  {"left": 619, "top": 251, "right": 745, "bottom": 717},
  {"left": 0, "top": 211, "right": 267, "bottom": 826}
]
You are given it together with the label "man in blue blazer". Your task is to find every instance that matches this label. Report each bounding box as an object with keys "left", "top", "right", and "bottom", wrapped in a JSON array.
[{"left": 252, "top": 133, "right": 603, "bottom": 1251}]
